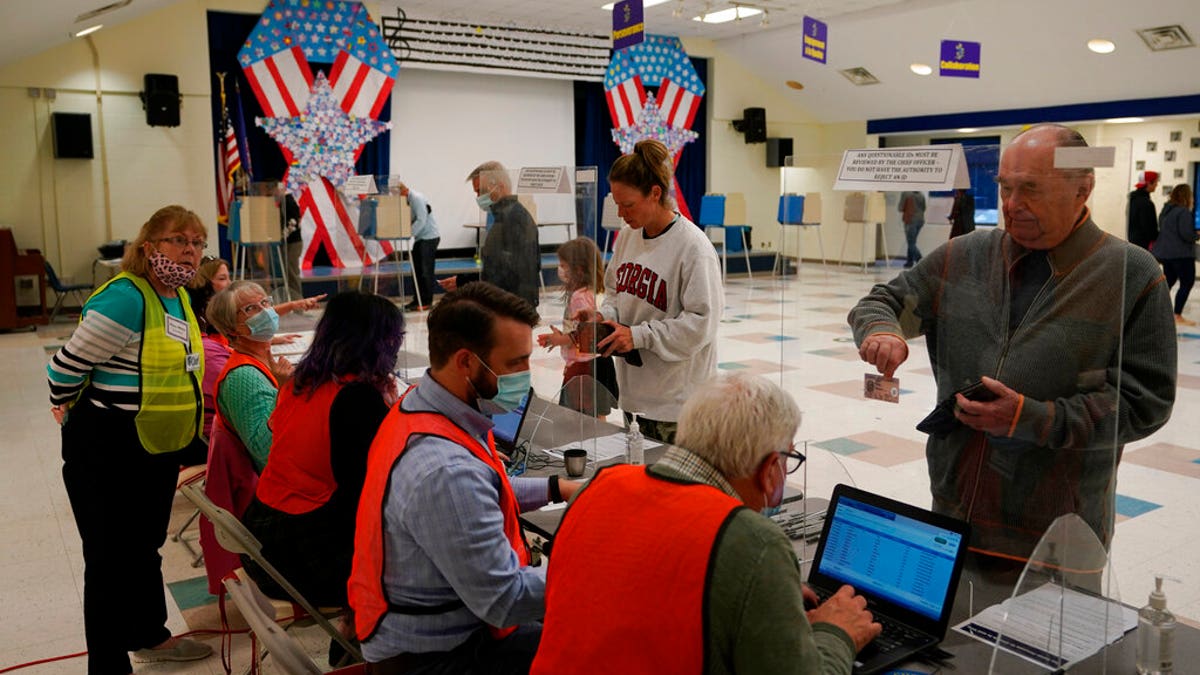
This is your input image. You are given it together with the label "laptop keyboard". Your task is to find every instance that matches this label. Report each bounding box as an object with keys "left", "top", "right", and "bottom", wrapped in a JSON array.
[{"left": 811, "top": 587, "right": 926, "bottom": 658}]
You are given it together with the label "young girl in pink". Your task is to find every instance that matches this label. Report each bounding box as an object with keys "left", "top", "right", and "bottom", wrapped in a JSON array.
[{"left": 537, "top": 237, "right": 618, "bottom": 416}]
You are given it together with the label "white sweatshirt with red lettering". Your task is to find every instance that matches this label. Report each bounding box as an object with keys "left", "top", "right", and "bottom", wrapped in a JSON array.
[{"left": 600, "top": 214, "right": 724, "bottom": 421}]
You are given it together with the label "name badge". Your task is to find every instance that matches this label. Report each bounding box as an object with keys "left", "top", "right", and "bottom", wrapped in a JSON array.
[
  {"left": 164, "top": 314, "right": 190, "bottom": 345},
  {"left": 185, "top": 353, "right": 201, "bottom": 372}
]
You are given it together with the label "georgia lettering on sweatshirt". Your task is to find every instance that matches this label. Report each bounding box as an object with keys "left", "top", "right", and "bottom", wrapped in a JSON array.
[{"left": 613, "top": 262, "right": 669, "bottom": 312}]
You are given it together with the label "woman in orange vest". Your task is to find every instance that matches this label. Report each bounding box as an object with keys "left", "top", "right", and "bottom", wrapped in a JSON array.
[
  {"left": 198, "top": 280, "right": 293, "bottom": 594},
  {"left": 241, "top": 291, "right": 404, "bottom": 618}
]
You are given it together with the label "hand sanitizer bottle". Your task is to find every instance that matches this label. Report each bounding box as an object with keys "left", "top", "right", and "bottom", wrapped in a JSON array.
[
  {"left": 627, "top": 414, "right": 644, "bottom": 466},
  {"left": 1136, "top": 576, "right": 1175, "bottom": 674}
]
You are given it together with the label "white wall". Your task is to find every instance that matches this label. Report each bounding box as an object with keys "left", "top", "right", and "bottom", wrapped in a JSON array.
[
  {"left": 388, "top": 68, "right": 574, "bottom": 250},
  {"left": 0, "top": 0, "right": 250, "bottom": 285}
]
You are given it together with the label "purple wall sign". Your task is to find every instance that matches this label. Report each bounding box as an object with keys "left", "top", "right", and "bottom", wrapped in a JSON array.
[
  {"left": 612, "top": 0, "right": 645, "bottom": 51},
  {"left": 939, "top": 40, "right": 981, "bottom": 78},
  {"left": 802, "top": 16, "right": 828, "bottom": 64}
]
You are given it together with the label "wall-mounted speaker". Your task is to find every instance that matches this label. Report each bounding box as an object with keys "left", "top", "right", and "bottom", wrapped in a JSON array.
[
  {"left": 766, "top": 137, "right": 793, "bottom": 167},
  {"left": 738, "top": 107, "right": 767, "bottom": 143},
  {"left": 142, "top": 73, "right": 180, "bottom": 127},
  {"left": 51, "top": 112, "right": 94, "bottom": 159}
]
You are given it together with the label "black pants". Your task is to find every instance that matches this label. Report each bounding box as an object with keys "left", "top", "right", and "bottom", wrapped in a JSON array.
[
  {"left": 366, "top": 625, "right": 541, "bottom": 675},
  {"left": 411, "top": 237, "right": 439, "bottom": 306},
  {"left": 1161, "top": 257, "right": 1196, "bottom": 315},
  {"left": 61, "top": 402, "right": 181, "bottom": 674}
]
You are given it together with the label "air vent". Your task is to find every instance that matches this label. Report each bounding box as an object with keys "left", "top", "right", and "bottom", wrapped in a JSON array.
[
  {"left": 839, "top": 67, "right": 880, "bottom": 86},
  {"left": 75, "top": 0, "right": 132, "bottom": 24},
  {"left": 1136, "top": 25, "right": 1194, "bottom": 51}
]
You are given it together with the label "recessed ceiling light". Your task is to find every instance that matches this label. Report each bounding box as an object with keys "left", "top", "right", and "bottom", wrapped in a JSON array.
[
  {"left": 958, "top": 128, "right": 979, "bottom": 134},
  {"left": 74, "top": 24, "right": 103, "bottom": 37},
  {"left": 1106, "top": 117, "right": 1145, "bottom": 124},
  {"left": 602, "top": 0, "right": 670, "bottom": 10},
  {"left": 785, "top": 80, "right": 804, "bottom": 91},
  {"left": 693, "top": 6, "right": 763, "bottom": 24},
  {"left": 1087, "top": 38, "right": 1116, "bottom": 54},
  {"left": 910, "top": 63, "right": 932, "bottom": 76}
]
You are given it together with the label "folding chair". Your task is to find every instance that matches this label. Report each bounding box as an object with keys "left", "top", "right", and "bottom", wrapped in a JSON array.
[
  {"left": 170, "top": 465, "right": 207, "bottom": 568},
  {"left": 179, "top": 483, "right": 362, "bottom": 664},
  {"left": 224, "top": 573, "right": 364, "bottom": 675},
  {"left": 44, "top": 261, "right": 92, "bottom": 321}
]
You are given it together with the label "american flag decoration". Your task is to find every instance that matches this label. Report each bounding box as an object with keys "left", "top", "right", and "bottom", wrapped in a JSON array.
[
  {"left": 604, "top": 34, "right": 705, "bottom": 219},
  {"left": 237, "top": 0, "right": 398, "bottom": 269}
]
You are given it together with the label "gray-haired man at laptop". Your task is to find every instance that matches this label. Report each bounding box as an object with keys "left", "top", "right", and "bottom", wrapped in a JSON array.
[{"left": 532, "top": 373, "right": 880, "bottom": 674}]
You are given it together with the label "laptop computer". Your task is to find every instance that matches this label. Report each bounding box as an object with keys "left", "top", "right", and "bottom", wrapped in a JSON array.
[
  {"left": 489, "top": 387, "right": 534, "bottom": 454},
  {"left": 806, "top": 484, "right": 971, "bottom": 675}
]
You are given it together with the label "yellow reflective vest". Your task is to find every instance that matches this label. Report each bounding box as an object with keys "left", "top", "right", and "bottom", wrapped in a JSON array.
[{"left": 90, "top": 272, "right": 204, "bottom": 454}]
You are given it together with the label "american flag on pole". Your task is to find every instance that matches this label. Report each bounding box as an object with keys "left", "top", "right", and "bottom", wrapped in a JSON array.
[
  {"left": 237, "top": 0, "right": 398, "bottom": 269},
  {"left": 214, "top": 74, "right": 241, "bottom": 225}
]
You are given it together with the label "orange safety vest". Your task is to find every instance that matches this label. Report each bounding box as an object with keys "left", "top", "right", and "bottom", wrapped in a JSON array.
[
  {"left": 348, "top": 385, "right": 530, "bottom": 643},
  {"left": 255, "top": 379, "right": 346, "bottom": 514},
  {"left": 212, "top": 350, "right": 279, "bottom": 441},
  {"left": 531, "top": 465, "right": 742, "bottom": 675}
]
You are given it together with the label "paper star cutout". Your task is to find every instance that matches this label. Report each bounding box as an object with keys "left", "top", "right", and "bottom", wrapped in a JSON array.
[
  {"left": 257, "top": 71, "right": 391, "bottom": 197},
  {"left": 611, "top": 93, "right": 698, "bottom": 156}
]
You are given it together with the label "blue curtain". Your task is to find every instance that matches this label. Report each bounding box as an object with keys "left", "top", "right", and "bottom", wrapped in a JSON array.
[
  {"left": 206, "top": 10, "right": 390, "bottom": 263},
  {"left": 574, "top": 56, "right": 708, "bottom": 243}
]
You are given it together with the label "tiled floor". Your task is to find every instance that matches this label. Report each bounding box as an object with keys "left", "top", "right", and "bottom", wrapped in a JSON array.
[{"left": 4, "top": 261, "right": 1199, "bottom": 672}]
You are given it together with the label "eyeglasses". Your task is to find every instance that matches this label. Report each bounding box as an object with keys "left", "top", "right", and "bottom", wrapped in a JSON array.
[
  {"left": 239, "top": 297, "right": 272, "bottom": 316},
  {"left": 157, "top": 235, "right": 207, "bottom": 249},
  {"left": 779, "top": 445, "right": 807, "bottom": 474}
]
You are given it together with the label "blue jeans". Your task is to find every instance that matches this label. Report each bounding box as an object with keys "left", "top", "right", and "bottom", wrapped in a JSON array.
[{"left": 904, "top": 219, "right": 924, "bottom": 264}]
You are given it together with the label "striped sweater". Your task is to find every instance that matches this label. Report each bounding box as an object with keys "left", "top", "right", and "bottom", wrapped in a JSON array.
[{"left": 47, "top": 278, "right": 190, "bottom": 411}]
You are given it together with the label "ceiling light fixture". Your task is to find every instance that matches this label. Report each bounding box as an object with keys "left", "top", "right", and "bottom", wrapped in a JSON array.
[
  {"left": 74, "top": 24, "right": 103, "bottom": 37},
  {"left": 910, "top": 63, "right": 932, "bottom": 76},
  {"left": 1106, "top": 117, "right": 1145, "bottom": 124},
  {"left": 1087, "top": 38, "right": 1116, "bottom": 54},
  {"left": 958, "top": 128, "right": 979, "bottom": 134},
  {"left": 693, "top": 5, "right": 763, "bottom": 24},
  {"left": 602, "top": 0, "right": 671, "bottom": 10}
]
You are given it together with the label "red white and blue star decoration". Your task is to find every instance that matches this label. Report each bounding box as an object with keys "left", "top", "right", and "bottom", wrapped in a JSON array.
[
  {"left": 612, "top": 93, "right": 698, "bottom": 156},
  {"left": 257, "top": 72, "right": 390, "bottom": 198},
  {"left": 605, "top": 34, "right": 704, "bottom": 218},
  {"left": 237, "top": 0, "right": 398, "bottom": 269}
]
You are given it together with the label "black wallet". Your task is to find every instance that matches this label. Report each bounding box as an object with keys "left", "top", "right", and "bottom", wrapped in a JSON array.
[{"left": 916, "top": 380, "right": 998, "bottom": 437}]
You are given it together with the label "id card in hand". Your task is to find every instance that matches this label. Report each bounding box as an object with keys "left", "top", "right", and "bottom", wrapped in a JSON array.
[{"left": 864, "top": 373, "right": 900, "bottom": 403}]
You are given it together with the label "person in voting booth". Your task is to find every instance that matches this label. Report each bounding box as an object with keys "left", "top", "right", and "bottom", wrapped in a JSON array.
[
  {"left": 241, "top": 291, "right": 404, "bottom": 617},
  {"left": 581, "top": 139, "right": 723, "bottom": 444},
  {"left": 849, "top": 124, "right": 1177, "bottom": 563},
  {"left": 349, "top": 282, "right": 581, "bottom": 674},
  {"left": 47, "top": 205, "right": 214, "bottom": 672},
  {"left": 198, "top": 281, "right": 292, "bottom": 594},
  {"left": 438, "top": 161, "right": 541, "bottom": 307},
  {"left": 532, "top": 373, "right": 880, "bottom": 675},
  {"left": 396, "top": 181, "right": 440, "bottom": 311}
]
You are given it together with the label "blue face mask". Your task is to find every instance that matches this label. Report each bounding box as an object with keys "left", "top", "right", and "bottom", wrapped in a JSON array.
[
  {"left": 244, "top": 307, "right": 279, "bottom": 342},
  {"left": 476, "top": 193, "right": 494, "bottom": 210},
  {"left": 760, "top": 456, "right": 785, "bottom": 517},
  {"left": 471, "top": 353, "right": 530, "bottom": 414}
]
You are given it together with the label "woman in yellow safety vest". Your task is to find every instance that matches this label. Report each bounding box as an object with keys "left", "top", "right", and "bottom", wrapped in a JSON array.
[{"left": 47, "top": 205, "right": 213, "bottom": 674}]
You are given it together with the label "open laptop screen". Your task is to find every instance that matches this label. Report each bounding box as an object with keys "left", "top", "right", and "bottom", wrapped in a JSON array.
[
  {"left": 490, "top": 389, "right": 532, "bottom": 449},
  {"left": 815, "top": 495, "right": 964, "bottom": 622}
]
